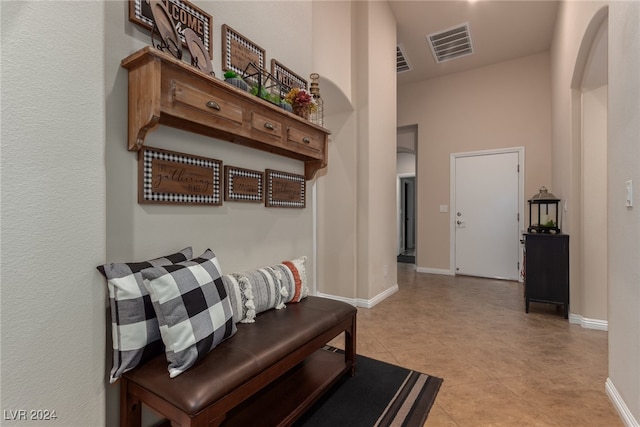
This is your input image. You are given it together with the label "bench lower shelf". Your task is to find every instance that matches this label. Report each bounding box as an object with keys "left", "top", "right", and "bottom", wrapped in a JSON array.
[
  {"left": 223, "top": 348, "right": 351, "bottom": 426},
  {"left": 154, "top": 348, "right": 352, "bottom": 427}
]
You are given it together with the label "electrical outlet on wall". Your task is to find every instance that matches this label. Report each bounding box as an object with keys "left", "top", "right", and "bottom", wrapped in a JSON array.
[{"left": 626, "top": 180, "right": 633, "bottom": 207}]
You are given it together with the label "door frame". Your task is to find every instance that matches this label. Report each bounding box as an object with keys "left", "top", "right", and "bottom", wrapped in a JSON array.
[
  {"left": 397, "top": 173, "right": 416, "bottom": 255},
  {"left": 450, "top": 147, "right": 525, "bottom": 281},
  {"left": 398, "top": 175, "right": 416, "bottom": 254}
]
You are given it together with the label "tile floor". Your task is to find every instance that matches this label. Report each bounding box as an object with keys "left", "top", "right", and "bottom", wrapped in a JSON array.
[{"left": 329, "top": 263, "right": 622, "bottom": 426}]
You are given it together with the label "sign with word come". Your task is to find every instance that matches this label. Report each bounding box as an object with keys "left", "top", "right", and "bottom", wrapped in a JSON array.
[{"left": 129, "top": 0, "right": 213, "bottom": 58}]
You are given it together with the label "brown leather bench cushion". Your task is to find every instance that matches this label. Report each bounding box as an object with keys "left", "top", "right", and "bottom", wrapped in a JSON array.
[{"left": 123, "top": 296, "right": 356, "bottom": 415}]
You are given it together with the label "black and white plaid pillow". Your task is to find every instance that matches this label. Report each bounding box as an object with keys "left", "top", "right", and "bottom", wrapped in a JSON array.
[
  {"left": 141, "top": 249, "right": 236, "bottom": 378},
  {"left": 97, "top": 247, "right": 192, "bottom": 383}
]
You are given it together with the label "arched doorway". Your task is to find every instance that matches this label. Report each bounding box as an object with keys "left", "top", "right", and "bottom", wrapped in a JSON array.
[{"left": 570, "top": 7, "right": 609, "bottom": 328}]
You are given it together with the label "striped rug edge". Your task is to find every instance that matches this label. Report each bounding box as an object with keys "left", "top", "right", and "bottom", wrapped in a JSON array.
[
  {"left": 323, "top": 346, "right": 443, "bottom": 427},
  {"left": 374, "top": 371, "right": 443, "bottom": 427}
]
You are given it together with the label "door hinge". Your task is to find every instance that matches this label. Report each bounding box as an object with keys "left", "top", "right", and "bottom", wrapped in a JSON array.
[
  {"left": 517, "top": 213, "right": 520, "bottom": 221},
  {"left": 517, "top": 164, "right": 520, "bottom": 173},
  {"left": 517, "top": 261, "right": 520, "bottom": 270}
]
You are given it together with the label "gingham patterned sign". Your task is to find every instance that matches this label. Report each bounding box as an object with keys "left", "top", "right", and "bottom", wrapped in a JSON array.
[
  {"left": 222, "top": 24, "right": 265, "bottom": 78},
  {"left": 129, "top": 0, "right": 213, "bottom": 58},
  {"left": 224, "top": 166, "right": 264, "bottom": 203},
  {"left": 265, "top": 169, "right": 306, "bottom": 208},
  {"left": 139, "top": 147, "right": 222, "bottom": 205}
]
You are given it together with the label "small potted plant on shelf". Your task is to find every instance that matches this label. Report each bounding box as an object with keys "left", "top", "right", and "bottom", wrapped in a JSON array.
[
  {"left": 224, "top": 70, "right": 249, "bottom": 91},
  {"left": 250, "top": 85, "right": 292, "bottom": 112},
  {"left": 284, "top": 87, "right": 316, "bottom": 120},
  {"left": 250, "top": 84, "right": 270, "bottom": 101},
  {"left": 279, "top": 98, "right": 293, "bottom": 113}
]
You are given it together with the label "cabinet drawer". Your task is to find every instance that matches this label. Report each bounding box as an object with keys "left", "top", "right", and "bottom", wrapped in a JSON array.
[
  {"left": 287, "top": 126, "right": 324, "bottom": 157},
  {"left": 170, "top": 80, "right": 243, "bottom": 126},
  {"left": 251, "top": 112, "right": 282, "bottom": 139}
]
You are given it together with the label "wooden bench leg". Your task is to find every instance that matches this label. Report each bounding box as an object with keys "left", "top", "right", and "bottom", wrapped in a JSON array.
[
  {"left": 345, "top": 315, "right": 357, "bottom": 376},
  {"left": 120, "top": 378, "right": 142, "bottom": 427}
]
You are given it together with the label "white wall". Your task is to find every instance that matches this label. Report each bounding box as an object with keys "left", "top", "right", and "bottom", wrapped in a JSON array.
[
  {"left": 581, "top": 85, "right": 608, "bottom": 322},
  {"left": 397, "top": 126, "right": 417, "bottom": 154},
  {"left": 315, "top": 1, "right": 398, "bottom": 304},
  {"left": 314, "top": 1, "right": 358, "bottom": 300},
  {"left": 312, "top": 0, "right": 354, "bottom": 103},
  {"left": 398, "top": 53, "right": 552, "bottom": 272},
  {"left": 355, "top": 1, "right": 398, "bottom": 301},
  {"left": 1, "top": 2, "right": 106, "bottom": 426},
  {"left": 105, "top": 0, "right": 315, "bottom": 272},
  {"left": 397, "top": 152, "right": 416, "bottom": 175},
  {"left": 1, "top": 2, "right": 397, "bottom": 423},
  {"left": 607, "top": 1, "right": 640, "bottom": 423},
  {"left": 104, "top": 1, "right": 316, "bottom": 424},
  {"left": 1, "top": 1, "right": 319, "bottom": 425},
  {"left": 551, "top": 0, "right": 640, "bottom": 423}
]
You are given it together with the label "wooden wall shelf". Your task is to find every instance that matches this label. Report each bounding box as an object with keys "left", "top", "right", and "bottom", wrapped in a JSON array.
[{"left": 121, "top": 47, "right": 330, "bottom": 180}]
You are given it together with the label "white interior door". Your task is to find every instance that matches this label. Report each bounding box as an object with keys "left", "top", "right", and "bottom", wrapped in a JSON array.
[{"left": 453, "top": 151, "right": 521, "bottom": 280}]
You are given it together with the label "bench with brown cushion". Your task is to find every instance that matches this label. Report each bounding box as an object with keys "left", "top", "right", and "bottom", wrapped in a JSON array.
[{"left": 120, "top": 296, "right": 357, "bottom": 427}]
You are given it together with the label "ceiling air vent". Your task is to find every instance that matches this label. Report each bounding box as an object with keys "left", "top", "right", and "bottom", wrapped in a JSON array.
[
  {"left": 427, "top": 23, "right": 473, "bottom": 63},
  {"left": 396, "top": 44, "right": 411, "bottom": 73}
]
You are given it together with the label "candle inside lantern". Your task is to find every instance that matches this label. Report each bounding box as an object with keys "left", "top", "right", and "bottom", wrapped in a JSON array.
[{"left": 541, "top": 214, "right": 549, "bottom": 225}]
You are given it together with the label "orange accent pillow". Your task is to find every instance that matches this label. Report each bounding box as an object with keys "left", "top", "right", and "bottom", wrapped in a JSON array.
[
  {"left": 281, "top": 256, "right": 308, "bottom": 303},
  {"left": 282, "top": 260, "right": 302, "bottom": 302}
]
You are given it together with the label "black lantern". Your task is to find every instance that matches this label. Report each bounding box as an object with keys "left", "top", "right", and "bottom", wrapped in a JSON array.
[{"left": 528, "top": 186, "right": 560, "bottom": 233}]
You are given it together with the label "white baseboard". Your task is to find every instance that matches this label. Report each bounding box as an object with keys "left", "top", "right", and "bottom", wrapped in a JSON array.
[
  {"left": 316, "top": 284, "right": 399, "bottom": 309},
  {"left": 415, "top": 267, "right": 454, "bottom": 276},
  {"left": 569, "top": 313, "right": 608, "bottom": 331},
  {"left": 606, "top": 378, "right": 640, "bottom": 427}
]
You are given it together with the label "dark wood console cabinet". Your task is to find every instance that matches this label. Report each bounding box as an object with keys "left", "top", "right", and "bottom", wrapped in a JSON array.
[
  {"left": 121, "top": 47, "right": 330, "bottom": 180},
  {"left": 524, "top": 233, "right": 569, "bottom": 318}
]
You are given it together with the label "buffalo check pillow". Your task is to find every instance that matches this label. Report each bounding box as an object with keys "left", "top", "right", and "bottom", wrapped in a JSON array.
[
  {"left": 141, "top": 249, "right": 236, "bottom": 378},
  {"left": 97, "top": 247, "right": 192, "bottom": 383}
]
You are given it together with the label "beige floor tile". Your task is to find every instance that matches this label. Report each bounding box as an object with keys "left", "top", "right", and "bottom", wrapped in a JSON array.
[
  {"left": 436, "top": 380, "right": 561, "bottom": 426},
  {"left": 353, "top": 263, "right": 623, "bottom": 427},
  {"left": 424, "top": 403, "right": 458, "bottom": 426}
]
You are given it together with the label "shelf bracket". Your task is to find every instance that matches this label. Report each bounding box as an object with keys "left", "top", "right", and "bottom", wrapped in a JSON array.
[{"left": 126, "top": 54, "right": 162, "bottom": 151}]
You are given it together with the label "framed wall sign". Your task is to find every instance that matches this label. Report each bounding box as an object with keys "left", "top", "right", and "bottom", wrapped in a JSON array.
[
  {"left": 129, "top": 0, "right": 213, "bottom": 58},
  {"left": 271, "top": 59, "right": 307, "bottom": 93},
  {"left": 265, "top": 170, "right": 306, "bottom": 208},
  {"left": 222, "top": 24, "right": 265, "bottom": 77},
  {"left": 224, "top": 166, "right": 264, "bottom": 203},
  {"left": 138, "top": 146, "right": 222, "bottom": 205}
]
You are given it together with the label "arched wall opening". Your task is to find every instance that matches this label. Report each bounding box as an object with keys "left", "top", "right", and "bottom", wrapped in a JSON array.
[{"left": 569, "top": 6, "right": 609, "bottom": 326}]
